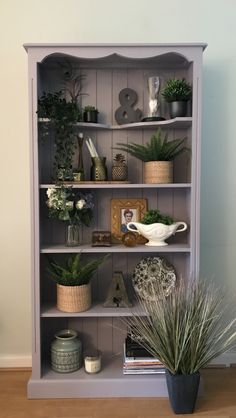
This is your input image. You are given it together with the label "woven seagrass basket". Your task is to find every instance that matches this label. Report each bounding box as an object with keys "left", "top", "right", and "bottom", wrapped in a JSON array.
[
  {"left": 57, "top": 283, "right": 91, "bottom": 312},
  {"left": 144, "top": 161, "right": 173, "bottom": 184}
]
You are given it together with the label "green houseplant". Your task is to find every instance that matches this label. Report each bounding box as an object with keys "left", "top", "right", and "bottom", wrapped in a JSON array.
[
  {"left": 125, "top": 279, "right": 236, "bottom": 414},
  {"left": 162, "top": 78, "right": 192, "bottom": 118},
  {"left": 38, "top": 91, "right": 82, "bottom": 181},
  {"left": 127, "top": 209, "right": 187, "bottom": 246},
  {"left": 49, "top": 253, "right": 109, "bottom": 312},
  {"left": 141, "top": 209, "right": 174, "bottom": 225},
  {"left": 115, "top": 129, "right": 187, "bottom": 183},
  {"left": 83, "top": 105, "right": 99, "bottom": 123}
]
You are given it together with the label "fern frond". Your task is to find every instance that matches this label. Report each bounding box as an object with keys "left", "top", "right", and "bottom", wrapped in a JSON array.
[{"left": 114, "top": 129, "right": 188, "bottom": 162}]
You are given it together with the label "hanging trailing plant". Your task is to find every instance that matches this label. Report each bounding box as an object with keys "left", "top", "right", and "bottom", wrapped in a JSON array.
[{"left": 38, "top": 91, "right": 82, "bottom": 181}]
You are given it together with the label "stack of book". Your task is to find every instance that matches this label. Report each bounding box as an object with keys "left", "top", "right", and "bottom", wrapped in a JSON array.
[{"left": 123, "top": 336, "right": 165, "bottom": 375}]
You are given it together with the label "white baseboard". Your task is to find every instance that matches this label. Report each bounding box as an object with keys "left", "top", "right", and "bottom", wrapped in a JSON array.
[{"left": 0, "top": 355, "right": 32, "bottom": 368}]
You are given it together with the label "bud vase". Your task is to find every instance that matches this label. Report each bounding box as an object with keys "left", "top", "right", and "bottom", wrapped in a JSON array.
[{"left": 66, "top": 224, "right": 80, "bottom": 246}]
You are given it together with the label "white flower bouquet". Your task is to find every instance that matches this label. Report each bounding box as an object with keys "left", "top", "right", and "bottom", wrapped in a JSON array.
[{"left": 46, "top": 187, "right": 94, "bottom": 226}]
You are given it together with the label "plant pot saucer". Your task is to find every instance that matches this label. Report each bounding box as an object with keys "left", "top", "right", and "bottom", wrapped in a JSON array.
[{"left": 142, "top": 116, "right": 166, "bottom": 122}]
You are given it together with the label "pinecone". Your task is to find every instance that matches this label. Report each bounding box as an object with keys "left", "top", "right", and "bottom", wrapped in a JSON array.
[{"left": 112, "top": 153, "right": 128, "bottom": 181}]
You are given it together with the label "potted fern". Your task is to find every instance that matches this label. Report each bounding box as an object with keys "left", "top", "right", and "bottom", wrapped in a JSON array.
[
  {"left": 115, "top": 129, "right": 187, "bottom": 184},
  {"left": 48, "top": 253, "right": 109, "bottom": 312},
  {"left": 125, "top": 279, "right": 236, "bottom": 414},
  {"left": 162, "top": 78, "right": 192, "bottom": 118}
]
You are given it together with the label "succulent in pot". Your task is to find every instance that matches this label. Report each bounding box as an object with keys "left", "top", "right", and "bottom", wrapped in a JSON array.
[
  {"left": 83, "top": 105, "right": 99, "bottom": 123},
  {"left": 162, "top": 78, "right": 192, "bottom": 118},
  {"left": 115, "top": 129, "right": 188, "bottom": 184},
  {"left": 124, "top": 279, "right": 236, "bottom": 414},
  {"left": 48, "top": 253, "right": 109, "bottom": 312}
]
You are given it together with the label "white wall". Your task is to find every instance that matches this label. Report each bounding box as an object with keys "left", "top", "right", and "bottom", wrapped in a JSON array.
[{"left": 0, "top": 0, "right": 236, "bottom": 365}]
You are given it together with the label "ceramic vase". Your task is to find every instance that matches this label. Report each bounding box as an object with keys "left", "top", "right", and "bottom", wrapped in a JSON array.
[{"left": 51, "top": 329, "right": 82, "bottom": 373}]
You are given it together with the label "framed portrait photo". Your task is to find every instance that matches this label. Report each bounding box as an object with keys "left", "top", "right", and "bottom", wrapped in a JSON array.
[{"left": 110, "top": 198, "right": 147, "bottom": 243}]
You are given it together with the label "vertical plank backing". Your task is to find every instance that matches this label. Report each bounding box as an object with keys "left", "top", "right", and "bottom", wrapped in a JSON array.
[
  {"left": 82, "top": 317, "right": 98, "bottom": 352},
  {"left": 97, "top": 317, "right": 113, "bottom": 356},
  {"left": 127, "top": 69, "right": 144, "bottom": 183}
]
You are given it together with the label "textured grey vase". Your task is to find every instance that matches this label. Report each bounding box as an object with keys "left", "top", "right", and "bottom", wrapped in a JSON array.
[{"left": 51, "top": 329, "right": 82, "bottom": 373}]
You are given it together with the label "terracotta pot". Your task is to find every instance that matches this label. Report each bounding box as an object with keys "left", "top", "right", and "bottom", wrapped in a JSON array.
[
  {"left": 57, "top": 283, "right": 91, "bottom": 312},
  {"left": 144, "top": 161, "right": 173, "bottom": 183}
]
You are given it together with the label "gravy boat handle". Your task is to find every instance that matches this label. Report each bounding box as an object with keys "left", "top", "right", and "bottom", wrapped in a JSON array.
[
  {"left": 175, "top": 222, "right": 187, "bottom": 233},
  {"left": 127, "top": 222, "right": 139, "bottom": 233}
]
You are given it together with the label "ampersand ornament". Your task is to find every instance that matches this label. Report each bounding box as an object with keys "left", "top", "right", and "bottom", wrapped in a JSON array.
[{"left": 115, "top": 88, "right": 142, "bottom": 125}]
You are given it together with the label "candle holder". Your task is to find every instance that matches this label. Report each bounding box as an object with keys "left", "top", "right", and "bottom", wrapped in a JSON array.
[
  {"left": 84, "top": 350, "right": 101, "bottom": 374},
  {"left": 142, "top": 76, "right": 165, "bottom": 122}
]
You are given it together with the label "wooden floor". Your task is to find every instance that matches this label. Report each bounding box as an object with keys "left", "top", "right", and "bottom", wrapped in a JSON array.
[{"left": 0, "top": 368, "right": 236, "bottom": 417}]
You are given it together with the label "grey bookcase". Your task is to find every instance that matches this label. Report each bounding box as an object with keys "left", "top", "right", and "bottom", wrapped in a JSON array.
[{"left": 24, "top": 43, "right": 206, "bottom": 398}]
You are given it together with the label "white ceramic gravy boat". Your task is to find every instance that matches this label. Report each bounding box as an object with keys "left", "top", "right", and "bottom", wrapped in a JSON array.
[{"left": 127, "top": 221, "right": 187, "bottom": 246}]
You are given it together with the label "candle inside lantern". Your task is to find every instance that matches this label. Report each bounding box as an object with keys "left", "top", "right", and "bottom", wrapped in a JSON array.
[{"left": 84, "top": 351, "right": 101, "bottom": 374}]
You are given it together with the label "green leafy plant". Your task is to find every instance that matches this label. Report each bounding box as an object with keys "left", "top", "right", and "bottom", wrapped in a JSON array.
[
  {"left": 162, "top": 78, "right": 192, "bottom": 102},
  {"left": 115, "top": 129, "right": 187, "bottom": 162},
  {"left": 58, "top": 59, "right": 87, "bottom": 103},
  {"left": 124, "top": 279, "right": 236, "bottom": 375},
  {"left": 48, "top": 253, "right": 109, "bottom": 286},
  {"left": 84, "top": 105, "right": 98, "bottom": 112},
  {"left": 38, "top": 91, "right": 82, "bottom": 181},
  {"left": 141, "top": 209, "right": 174, "bottom": 225}
]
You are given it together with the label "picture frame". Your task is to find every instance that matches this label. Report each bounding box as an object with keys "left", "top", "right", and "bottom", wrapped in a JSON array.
[{"left": 110, "top": 198, "right": 147, "bottom": 243}]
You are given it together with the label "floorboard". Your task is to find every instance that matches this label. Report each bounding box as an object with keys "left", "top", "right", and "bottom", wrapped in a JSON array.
[{"left": 0, "top": 368, "right": 236, "bottom": 417}]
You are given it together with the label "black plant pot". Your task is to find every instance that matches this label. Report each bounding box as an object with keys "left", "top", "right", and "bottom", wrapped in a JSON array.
[
  {"left": 165, "top": 369, "right": 200, "bottom": 414},
  {"left": 168, "top": 101, "right": 188, "bottom": 118},
  {"left": 83, "top": 110, "right": 98, "bottom": 123}
]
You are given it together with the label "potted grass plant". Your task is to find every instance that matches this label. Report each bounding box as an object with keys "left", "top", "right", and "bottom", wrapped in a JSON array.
[
  {"left": 124, "top": 279, "right": 236, "bottom": 414},
  {"left": 83, "top": 105, "right": 99, "bottom": 123},
  {"left": 115, "top": 129, "right": 187, "bottom": 184},
  {"left": 48, "top": 253, "right": 109, "bottom": 312},
  {"left": 162, "top": 78, "right": 192, "bottom": 118}
]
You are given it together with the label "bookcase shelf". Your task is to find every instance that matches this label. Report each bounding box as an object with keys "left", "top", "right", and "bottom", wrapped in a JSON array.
[
  {"left": 40, "top": 243, "right": 191, "bottom": 253},
  {"left": 25, "top": 43, "right": 205, "bottom": 399},
  {"left": 38, "top": 117, "right": 192, "bottom": 130}
]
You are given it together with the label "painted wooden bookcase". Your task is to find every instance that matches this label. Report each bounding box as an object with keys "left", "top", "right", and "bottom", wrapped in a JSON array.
[{"left": 24, "top": 43, "right": 206, "bottom": 398}]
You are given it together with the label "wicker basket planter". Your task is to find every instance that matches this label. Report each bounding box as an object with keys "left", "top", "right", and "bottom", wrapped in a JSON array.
[
  {"left": 144, "top": 161, "right": 173, "bottom": 184},
  {"left": 57, "top": 283, "right": 92, "bottom": 313}
]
